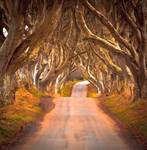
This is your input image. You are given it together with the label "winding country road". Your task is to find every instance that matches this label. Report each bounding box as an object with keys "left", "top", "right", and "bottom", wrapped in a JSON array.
[{"left": 13, "top": 81, "right": 139, "bottom": 150}]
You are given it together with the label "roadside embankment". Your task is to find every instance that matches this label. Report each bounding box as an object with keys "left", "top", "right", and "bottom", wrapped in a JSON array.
[
  {"left": 87, "top": 85, "right": 147, "bottom": 148},
  {"left": 0, "top": 87, "right": 54, "bottom": 149}
]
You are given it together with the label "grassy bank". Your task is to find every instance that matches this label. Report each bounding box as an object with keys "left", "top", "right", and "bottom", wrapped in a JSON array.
[
  {"left": 87, "top": 85, "right": 147, "bottom": 146},
  {"left": 0, "top": 87, "right": 46, "bottom": 147},
  {"left": 100, "top": 93, "right": 147, "bottom": 146},
  {"left": 60, "top": 80, "right": 79, "bottom": 97}
]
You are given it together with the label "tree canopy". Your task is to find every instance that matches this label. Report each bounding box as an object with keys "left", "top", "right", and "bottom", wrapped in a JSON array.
[{"left": 0, "top": 0, "right": 147, "bottom": 105}]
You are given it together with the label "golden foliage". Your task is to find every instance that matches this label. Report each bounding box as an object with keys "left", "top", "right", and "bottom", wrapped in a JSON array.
[
  {"left": 60, "top": 80, "right": 79, "bottom": 97},
  {"left": 87, "top": 84, "right": 98, "bottom": 98}
]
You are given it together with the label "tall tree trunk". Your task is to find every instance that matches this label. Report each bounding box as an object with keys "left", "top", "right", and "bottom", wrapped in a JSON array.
[
  {"left": 133, "top": 68, "right": 147, "bottom": 100},
  {"left": 142, "top": 78, "right": 147, "bottom": 98},
  {"left": 0, "top": 74, "right": 17, "bottom": 106}
]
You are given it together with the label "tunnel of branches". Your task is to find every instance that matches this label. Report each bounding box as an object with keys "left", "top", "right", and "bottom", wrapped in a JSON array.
[{"left": 0, "top": 0, "right": 147, "bottom": 106}]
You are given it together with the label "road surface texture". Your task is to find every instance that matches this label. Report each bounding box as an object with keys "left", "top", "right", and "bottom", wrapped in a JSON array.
[{"left": 12, "top": 81, "right": 140, "bottom": 150}]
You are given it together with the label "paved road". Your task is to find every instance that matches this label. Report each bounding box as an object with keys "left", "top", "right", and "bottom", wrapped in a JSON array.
[{"left": 13, "top": 81, "right": 139, "bottom": 150}]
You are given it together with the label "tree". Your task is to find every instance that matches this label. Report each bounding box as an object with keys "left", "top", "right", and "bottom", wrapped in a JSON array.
[{"left": 75, "top": 0, "right": 147, "bottom": 99}]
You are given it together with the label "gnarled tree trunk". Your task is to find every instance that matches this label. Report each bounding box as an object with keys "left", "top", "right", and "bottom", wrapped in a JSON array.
[{"left": 0, "top": 74, "right": 17, "bottom": 106}]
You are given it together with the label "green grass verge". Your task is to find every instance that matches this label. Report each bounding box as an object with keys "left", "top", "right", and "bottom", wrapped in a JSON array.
[
  {"left": 0, "top": 88, "right": 45, "bottom": 146},
  {"left": 100, "top": 94, "right": 147, "bottom": 142}
]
